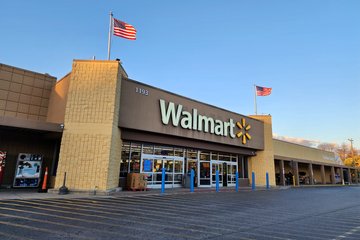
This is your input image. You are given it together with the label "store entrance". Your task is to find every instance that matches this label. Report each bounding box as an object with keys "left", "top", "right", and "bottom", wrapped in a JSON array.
[
  {"left": 198, "top": 161, "right": 211, "bottom": 187},
  {"left": 141, "top": 154, "right": 184, "bottom": 188},
  {"left": 211, "top": 161, "right": 224, "bottom": 187},
  {"left": 226, "top": 162, "right": 237, "bottom": 186}
]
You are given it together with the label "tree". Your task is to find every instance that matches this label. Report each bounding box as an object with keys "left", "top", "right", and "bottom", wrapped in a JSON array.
[
  {"left": 317, "top": 142, "right": 359, "bottom": 164},
  {"left": 317, "top": 143, "right": 337, "bottom": 152},
  {"left": 344, "top": 155, "right": 360, "bottom": 167},
  {"left": 337, "top": 143, "right": 349, "bottom": 162}
]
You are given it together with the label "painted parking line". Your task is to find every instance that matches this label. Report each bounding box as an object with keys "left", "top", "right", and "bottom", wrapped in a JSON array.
[
  {"left": 0, "top": 220, "right": 98, "bottom": 240},
  {"left": 9, "top": 198, "right": 227, "bottom": 236},
  {"left": 27, "top": 198, "right": 236, "bottom": 234},
  {"left": 0, "top": 231, "right": 34, "bottom": 240},
  {"left": 0, "top": 202, "right": 208, "bottom": 239},
  {"left": 0, "top": 212, "right": 137, "bottom": 240},
  {"left": 332, "top": 226, "right": 360, "bottom": 240}
]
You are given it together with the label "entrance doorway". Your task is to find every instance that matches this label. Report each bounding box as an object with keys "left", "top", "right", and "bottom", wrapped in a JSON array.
[
  {"left": 226, "top": 162, "right": 237, "bottom": 186},
  {"left": 211, "top": 161, "right": 224, "bottom": 187},
  {"left": 141, "top": 154, "right": 184, "bottom": 188},
  {"left": 197, "top": 160, "right": 238, "bottom": 188},
  {"left": 198, "top": 161, "right": 211, "bottom": 187}
]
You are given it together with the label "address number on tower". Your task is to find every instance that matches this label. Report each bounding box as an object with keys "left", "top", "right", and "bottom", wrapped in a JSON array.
[{"left": 135, "top": 87, "right": 149, "bottom": 96}]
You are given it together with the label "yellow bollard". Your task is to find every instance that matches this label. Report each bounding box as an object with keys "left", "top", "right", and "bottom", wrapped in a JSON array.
[{"left": 293, "top": 176, "right": 296, "bottom": 187}]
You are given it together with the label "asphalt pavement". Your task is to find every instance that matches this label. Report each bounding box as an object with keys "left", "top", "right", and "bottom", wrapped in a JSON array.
[{"left": 0, "top": 186, "right": 360, "bottom": 239}]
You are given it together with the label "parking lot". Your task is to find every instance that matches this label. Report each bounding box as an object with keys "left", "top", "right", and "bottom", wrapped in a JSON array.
[{"left": 0, "top": 186, "right": 360, "bottom": 239}]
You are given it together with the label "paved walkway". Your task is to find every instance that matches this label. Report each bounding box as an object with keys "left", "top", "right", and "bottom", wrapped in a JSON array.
[
  {"left": 1, "top": 184, "right": 355, "bottom": 200},
  {"left": 0, "top": 186, "right": 266, "bottom": 200}
]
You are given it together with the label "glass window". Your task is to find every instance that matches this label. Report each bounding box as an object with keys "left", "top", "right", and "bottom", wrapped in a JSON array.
[
  {"left": 130, "top": 143, "right": 141, "bottom": 173},
  {"left": 174, "top": 160, "right": 183, "bottom": 173},
  {"left": 154, "top": 145, "right": 174, "bottom": 156},
  {"left": 142, "top": 144, "right": 154, "bottom": 154},
  {"left": 200, "top": 151, "right": 210, "bottom": 161},
  {"left": 187, "top": 149, "right": 198, "bottom": 159},
  {"left": 174, "top": 148, "right": 184, "bottom": 157},
  {"left": 219, "top": 154, "right": 230, "bottom": 161},
  {"left": 211, "top": 152, "right": 218, "bottom": 161},
  {"left": 163, "top": 160, "right": 173, "bottom": 172},
  {"left": 231, "top": 155, "right": 238, "bottom": 162},
  {"left": 187, "top": 160, "right": 197, "bottom": 174},
  {"left": 154, "top": 159, "right": 162, "bottom": 172},
  {"left": 120, "top": 142, "right": 130, "bottom": 177}
]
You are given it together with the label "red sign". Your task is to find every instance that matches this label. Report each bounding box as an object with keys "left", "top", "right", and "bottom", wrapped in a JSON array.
[{"left": 0, "top": 151, "right": 6, "bottom": 186}]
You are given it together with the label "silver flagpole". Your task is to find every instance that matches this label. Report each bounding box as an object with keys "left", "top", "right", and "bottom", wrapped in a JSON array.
[
  {"left": 107, "top": 11, "right": 113, "bottom": 60},
  {"left": 254, "top": 84, "right": 257, "bottom": 115}
]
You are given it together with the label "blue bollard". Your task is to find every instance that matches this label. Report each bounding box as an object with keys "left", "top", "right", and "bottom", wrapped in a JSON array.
[
  {"left": 190, "top": 169, "right": 194, "bottom": 192},
  {"left": 236, "top": 171, "right": 239, "bottom": 192},
  {"left": 216, "top": 170, "right": 219, "bottom": 192},
  {"left": 266, "top": 172, "right": 270, "bottom": 190},
  {"left": 252, "top": 172, "right": 256, "bottom": 190},
  {"left": 161, "top": 168, "right": 165, "bottom": 194}
]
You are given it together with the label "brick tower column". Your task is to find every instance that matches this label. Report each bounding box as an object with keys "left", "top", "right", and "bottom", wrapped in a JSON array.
[{"left": 54, "top": 60, "right": 124, "bottom": 193}]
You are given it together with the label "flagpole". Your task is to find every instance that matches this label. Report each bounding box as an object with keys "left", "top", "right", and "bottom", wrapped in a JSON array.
[
  {"left": 254, "top": 84, "right": 257, "bottom": 115},
  {"left": 107, "top": 11, "right": 113, "bottom": 60}
]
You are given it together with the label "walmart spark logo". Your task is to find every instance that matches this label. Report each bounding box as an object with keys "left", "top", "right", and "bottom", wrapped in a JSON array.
[{"left": 236, "top": 118, "right": 251, "bottom": 144}]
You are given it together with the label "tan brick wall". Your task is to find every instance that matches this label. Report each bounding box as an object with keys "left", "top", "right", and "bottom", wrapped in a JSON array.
[
  {"left": 0, "top": 63, "right": 56, "bottom": 121},
  {"left": 248, "top": 115, "right": 276, "bottom": 186},
  {"left": 55, "top": 60, "right": 123, "bottom": 192},
  {"left": 47, "top": 73, "right": 71, "bottom": 124}
]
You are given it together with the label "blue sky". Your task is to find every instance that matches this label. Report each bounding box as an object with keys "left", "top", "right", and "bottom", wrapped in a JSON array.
[{"left": 1, "top": 1, "right": 359, "bottom": 149}]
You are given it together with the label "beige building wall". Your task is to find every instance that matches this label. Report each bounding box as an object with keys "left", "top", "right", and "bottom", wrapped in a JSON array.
[
  {"left": 47, "top": 73, "right": 71, "bottom": 123},
  {"left": 248, "top": 115, "right": 276, "bottom": 186},
  {"left": 273, "top": 139, "right": 337, "bottom": 165},
  {"left": 0, "top": 63, "right": 56, "bottom": 121},
  {"left": 55, "top": 60, "right": 126, "bottom": 192}
]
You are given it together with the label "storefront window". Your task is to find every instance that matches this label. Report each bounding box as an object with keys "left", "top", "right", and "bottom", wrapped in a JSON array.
[
  {"left": 154, "top": 145, "right": 174, "bottom": 156},
  {"left": 142, "top": 144, "right": 154, "bottom": 154},
  {"left": 120, "top": 142, "right": 130, "bottom": 177},
  {"left": 163, "top": 159, "right": 173, "bottom": 172},
  {"left": 130, "top": 143, "right": 141, "bottom": 173},
  {"left": 174, "top": 148, "right": 184, "bottom": 157},
  {"left": 211, "top": 152, "right": 219, "bottom": 161},
  {"left": 200, "top": 151, "right": 210, "bottom": 161},
  {"left": 187, "top": 149, "right": 198, "bottom": 159},
  {"left": 219, "top": 154, "right": 230, "bottom": 161},
  {"left": 174, "top": 160, "right": 183, "bottom": 173},
  {"left": 230, "top": 155, "right": 238, "bottom": 162},
  {"left": 120, "top": 141, "right": 244, "bottom": 188}
]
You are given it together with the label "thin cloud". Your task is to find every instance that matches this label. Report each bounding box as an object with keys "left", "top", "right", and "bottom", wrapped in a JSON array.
[{"left": 273, "top": 134, "right": 321, "bottom": 148}]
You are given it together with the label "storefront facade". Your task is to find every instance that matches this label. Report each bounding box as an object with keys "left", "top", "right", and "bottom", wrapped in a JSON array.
[
  {"left": 117, "top": 76, "right": 265, "bottom": 189},
  {"left": 1, "top": 60, "right": 357, "bottom": 193}
]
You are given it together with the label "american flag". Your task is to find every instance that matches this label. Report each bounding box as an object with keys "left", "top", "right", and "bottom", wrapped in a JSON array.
[
  {"left": 113, "top": 18, "right": 136, "bottom": 40},
  {"left": 256, "top": 86, "right": 272, "bottom": 96}
]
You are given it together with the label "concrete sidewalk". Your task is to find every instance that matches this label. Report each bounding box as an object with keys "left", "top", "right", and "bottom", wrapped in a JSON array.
[
  {"left": 4, "top": 184, "right": 355, "bottom": 200},
  {"left": 0, "top": 186, "right": 263, "bottom": 200}
]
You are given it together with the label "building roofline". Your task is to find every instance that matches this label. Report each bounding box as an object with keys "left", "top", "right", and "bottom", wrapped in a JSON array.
[{"left": 0, "top": 63, "right": 57, "bottom": 79}]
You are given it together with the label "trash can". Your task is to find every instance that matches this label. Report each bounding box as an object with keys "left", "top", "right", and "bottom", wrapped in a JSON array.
[{"left": 183, "top": 173, "right": 192, "bottom": 188}]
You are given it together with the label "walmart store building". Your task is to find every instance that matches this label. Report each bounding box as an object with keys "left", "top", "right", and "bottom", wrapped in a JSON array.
[{"left": 0, "top": 60, "right": 358, "bottom": 193}]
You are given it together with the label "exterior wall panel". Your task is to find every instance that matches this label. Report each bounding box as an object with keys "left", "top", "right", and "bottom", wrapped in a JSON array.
[
  {"left": 119, "top": 79, "right": 264, "bottom": 151},
  {"left": 0, "top": 63, "right": 56, "bottom": 121}
]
